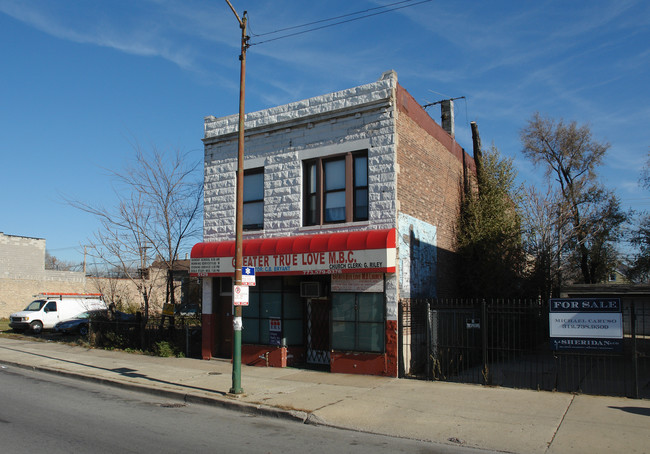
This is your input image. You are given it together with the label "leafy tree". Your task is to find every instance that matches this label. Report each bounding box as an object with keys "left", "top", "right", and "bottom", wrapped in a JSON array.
[
  {"left": 457, "top": 146, "right": 525, "bottom": 297},
  {"left": 520, "top": 113, "right": 628, "bottom": 285}
]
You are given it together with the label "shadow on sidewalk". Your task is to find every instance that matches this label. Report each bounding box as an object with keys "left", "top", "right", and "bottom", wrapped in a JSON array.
[
  {"left": 608, "top": 406, "right": 650, "bottom": 417},
  {"left": 0, "top": 344, "right": 228, "bottom": 397}
]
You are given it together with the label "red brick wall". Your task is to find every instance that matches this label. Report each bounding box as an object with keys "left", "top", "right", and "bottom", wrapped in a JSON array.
[{"left": 395, "top": 84, "right": 476, "bottom": 297}]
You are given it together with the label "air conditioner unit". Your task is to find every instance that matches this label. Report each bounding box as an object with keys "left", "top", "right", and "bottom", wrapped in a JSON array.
[{"left": 300, "top": 282, "right": 321, "bottom": 298}]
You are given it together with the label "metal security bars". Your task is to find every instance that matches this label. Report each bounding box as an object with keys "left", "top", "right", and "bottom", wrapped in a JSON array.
[{"left": 399, "top": 298, "right": 649, "bottom": 399}]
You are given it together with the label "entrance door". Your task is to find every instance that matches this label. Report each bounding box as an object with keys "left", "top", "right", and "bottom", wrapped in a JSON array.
[
  {"left": 213, "top": 285, "right": 233, "bottom": 358},
  {"left": 306, "top": 297, "right": 330, "bottom": 366}
]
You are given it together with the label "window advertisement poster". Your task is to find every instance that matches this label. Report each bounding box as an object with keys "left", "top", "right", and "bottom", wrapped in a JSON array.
[
  {"left": 549, "top": 298, "right": 623, "bottom": 351},
  {"left": 269, "top": 318, "right": 282, "bottom": 346}
]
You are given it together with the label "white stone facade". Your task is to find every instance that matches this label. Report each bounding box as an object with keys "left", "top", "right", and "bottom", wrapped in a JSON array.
[{"left": 203, "top": 71, "right": 399, "bottom": 242}]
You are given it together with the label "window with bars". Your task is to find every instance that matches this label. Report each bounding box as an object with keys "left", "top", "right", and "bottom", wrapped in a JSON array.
[{"left": 304, "top": 151, "right": 368, "bottom": 226}]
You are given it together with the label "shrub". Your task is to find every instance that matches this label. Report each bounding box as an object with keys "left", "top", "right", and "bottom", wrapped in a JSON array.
[{"left": 154, "top": 341, "right": 178, "bottom": 357}]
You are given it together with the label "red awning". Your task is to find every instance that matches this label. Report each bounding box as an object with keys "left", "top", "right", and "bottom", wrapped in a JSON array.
[{"left": 190, "top": 228, "right": 396, "bottom": 276}]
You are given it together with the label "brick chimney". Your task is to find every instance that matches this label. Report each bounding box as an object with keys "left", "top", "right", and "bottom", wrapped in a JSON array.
[{"left": 441, "top": 99, "right": 455, "bottom": 138}]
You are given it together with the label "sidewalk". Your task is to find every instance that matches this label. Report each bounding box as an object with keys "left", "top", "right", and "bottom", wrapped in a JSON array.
[{"left": 1, "top": 336, "right": 648, "bottom": 453}]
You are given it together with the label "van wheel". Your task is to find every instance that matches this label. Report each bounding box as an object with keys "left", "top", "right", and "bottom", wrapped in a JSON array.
[
  {"left": 79, "top": 325, "right": 89, "bottom": 336},
  {"left": 30, "top": 321, "right": 43, "bottom": 335}
]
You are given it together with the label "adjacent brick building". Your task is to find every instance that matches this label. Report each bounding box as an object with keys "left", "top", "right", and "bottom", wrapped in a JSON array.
[{"left": 191, "top": 71, "right": 476, "bottom": 376}]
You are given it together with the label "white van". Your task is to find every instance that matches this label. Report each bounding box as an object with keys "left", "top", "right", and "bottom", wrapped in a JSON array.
[{"left": 9, "top": 293, "right": 107, "bottom": 334}]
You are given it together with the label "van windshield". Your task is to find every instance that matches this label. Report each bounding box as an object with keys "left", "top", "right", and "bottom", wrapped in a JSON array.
[{"left": 24, "top": 300, "right": 46, "bottom": 311}]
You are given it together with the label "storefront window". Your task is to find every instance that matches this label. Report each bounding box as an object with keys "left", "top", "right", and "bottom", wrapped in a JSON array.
[
  {"left": 283, "top": 292, "right": 303, "bottom": 345},
  {"left": 242, "top": 277, "right": 303, "bottom": 346},
  {"left": 331, "top": 292, "right": 384, "bottom": 353},
  {"left": 242, "top": 291, "right": 260, "bottom": 344}
]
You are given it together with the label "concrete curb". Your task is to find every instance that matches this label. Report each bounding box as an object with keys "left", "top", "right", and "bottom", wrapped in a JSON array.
[{"left": 2, "top": 359, "right": 312, "bottom": 424}]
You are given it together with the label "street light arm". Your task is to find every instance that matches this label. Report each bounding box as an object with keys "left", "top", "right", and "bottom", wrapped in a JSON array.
[{"left": 225, "top": 0, "right": 243, "bottom": 27}]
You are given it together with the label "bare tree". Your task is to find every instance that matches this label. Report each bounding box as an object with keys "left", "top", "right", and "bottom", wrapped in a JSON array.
[
  {"left": 44, "top": 251, "right": 80, "bottom": 271},
  {"left": 121, "top": 147, "right": 203, "bottom": 312},
  {"left": 521, "top": 186, "right": 571, "bottom": 298},
  {"left": 68, "top": 146, "right": 202, "bottom": 329},
  {"left": 521, "top": 113, "right": 628, "bottom": 284},
  {"left": 628, "top": 149, "right": 650, "bottom": 282}
]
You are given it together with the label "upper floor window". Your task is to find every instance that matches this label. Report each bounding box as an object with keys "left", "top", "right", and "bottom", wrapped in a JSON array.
[
  {"left": 244, "top": 168, "right": 264, "bottom": 230},
  {"left": 304, "top": 151, "right": 368, "bottom": 226}
]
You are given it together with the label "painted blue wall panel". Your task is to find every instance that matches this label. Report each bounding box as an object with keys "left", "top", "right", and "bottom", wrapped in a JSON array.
[{"left": 398, "top": 213, "right": 437, "bottom": 298}]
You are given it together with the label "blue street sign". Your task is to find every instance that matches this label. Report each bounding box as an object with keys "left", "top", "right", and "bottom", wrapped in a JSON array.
[{"left": 242, "top": 266, "right": 256, "bottom": 285}]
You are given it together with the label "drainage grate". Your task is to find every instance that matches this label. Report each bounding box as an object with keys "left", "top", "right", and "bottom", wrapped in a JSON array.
[{"left": 160, "top": 403, "right": 186, "bottom": 408}]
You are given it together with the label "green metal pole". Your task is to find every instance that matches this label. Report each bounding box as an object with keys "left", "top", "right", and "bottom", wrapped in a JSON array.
[{"left": 226, "top": 1, "right": 248, "bottom": 395}]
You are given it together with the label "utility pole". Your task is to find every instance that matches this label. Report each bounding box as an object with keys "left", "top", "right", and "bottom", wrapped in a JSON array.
[{"left": 225, "top": 0, "right": 249, "bottom": 395}]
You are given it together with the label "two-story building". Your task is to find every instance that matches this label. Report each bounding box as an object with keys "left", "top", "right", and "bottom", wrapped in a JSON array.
[{"left": 190, "top": 70, "right": 476, "bottom": 377}]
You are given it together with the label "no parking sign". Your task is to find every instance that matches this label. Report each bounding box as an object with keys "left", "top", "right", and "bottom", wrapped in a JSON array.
[{"left": 233, "top": 285, "right": 249, "bottom": 306}]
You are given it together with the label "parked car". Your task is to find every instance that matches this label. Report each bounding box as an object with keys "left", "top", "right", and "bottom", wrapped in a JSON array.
[
  {"left": 10, "top": 293, "right": 107, "bottom": 334},
  {"left": 54, "top": 310, "right": 105, "bottom": 335},
  {"left": 176, "top": 303, "right": 200, "bottom": 317},
  {"left": 54, "top": 310, "right": 135, "bottom": 335}
]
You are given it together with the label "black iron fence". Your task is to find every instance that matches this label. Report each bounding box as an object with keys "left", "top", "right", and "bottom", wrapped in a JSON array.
[
  {"left": 399, "top": 298, "right": 650, "bottom": 399},
  {"left": 88, "top": 315, "right": 202, "bottom": 358}
]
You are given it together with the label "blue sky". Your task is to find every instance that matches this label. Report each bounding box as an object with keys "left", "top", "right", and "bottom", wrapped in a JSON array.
[{"left": 1, "top": 0, "right": 649, "bottom": 266}]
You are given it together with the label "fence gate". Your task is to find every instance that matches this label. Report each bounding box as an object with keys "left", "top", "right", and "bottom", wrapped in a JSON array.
[
  {"left": 399, "top": 298, "right": 649, "bottom": 399},
  {"left": 306, "top": 297, "right": 330, "bottom": 366}
]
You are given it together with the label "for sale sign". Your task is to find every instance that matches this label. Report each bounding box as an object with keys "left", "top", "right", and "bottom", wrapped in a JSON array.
[{"left": 549, "top": 298, "right": 623, "bottom": 351}]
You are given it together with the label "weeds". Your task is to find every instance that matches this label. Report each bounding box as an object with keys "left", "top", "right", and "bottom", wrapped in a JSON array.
[{"left": 153, "top": 341, "right": 184, "bottom": 358}]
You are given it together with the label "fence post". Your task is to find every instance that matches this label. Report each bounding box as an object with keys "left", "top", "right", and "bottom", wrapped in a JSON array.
[
  {"left": 631, "top": 302, "right": 639, "bottom": 399},
  {"left": 398, "top": 299, "right": 403, "bottom": 378},
  {"left": 426, "top": 300, "right": 431, "bottom": 380},
  {"left": 482, "top": 299, "right": 489, "bottom": 385}
]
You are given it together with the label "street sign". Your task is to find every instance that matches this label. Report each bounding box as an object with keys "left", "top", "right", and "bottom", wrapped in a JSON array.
[
  {"left": 233, "top": 285, "right": 249, "bottom": 306},
  {"left": 241, "top": 266, "right": 256, "bottom": 286}
]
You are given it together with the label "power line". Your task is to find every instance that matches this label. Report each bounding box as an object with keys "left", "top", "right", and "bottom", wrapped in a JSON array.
[
  {"left": 250, "top": 0, "right": 416, "bottom": 37},
  {"left": 249, "top": 0, "right": 433, "bottom": 46}
]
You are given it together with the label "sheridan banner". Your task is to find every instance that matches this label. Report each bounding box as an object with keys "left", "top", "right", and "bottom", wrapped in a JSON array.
[{"left": 190, "top": 248, "right": 396, "bottom": 277}]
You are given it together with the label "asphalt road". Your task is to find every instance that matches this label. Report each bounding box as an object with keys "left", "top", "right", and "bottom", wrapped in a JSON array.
[{"left": 0, "top": 365, "right": 495, "bottom": 454}]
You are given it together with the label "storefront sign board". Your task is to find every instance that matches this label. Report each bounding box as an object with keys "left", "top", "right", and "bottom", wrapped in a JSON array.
[
  {"left": 331, "top": 273, "right": 384, "bottom": 292},
  {"left": 192, "top": 248, "right": 395, "bottom": 277}
]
